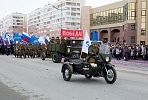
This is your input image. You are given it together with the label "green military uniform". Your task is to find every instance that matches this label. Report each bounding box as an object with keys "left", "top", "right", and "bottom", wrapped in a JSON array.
[
  {"left": 27, "top": 44, "right": 31, "bottom": 58},
  {"left": 41, "top": 44, "right": 46, "bottom": 53},
  {"left": 17, "top": 44, "right": 21, "bottom": 58},
  {"left": 26, "top": 44, "right": 31, "bottom": 58},
  {"left": 61, "top": 37, "right": 66, "bottom": 44},
  {"left": 86, "top": 42, "right": 99, "bottom": 63},
  {"left": 34, "top": 45, "right": 38, "bottom": 58},
  {"left": 20, "top": 44, "right": 26, "bottom": 58},
  {"left": 24, "top": 44, "right": 28, "bottom": 58},
  {"left": 18, "top": 44, "right": 22, "bottom": 58},
  {"left": 13, "top": 44, "right": 18, "bottom": 58},
  {"left": 30, "top": 44, "right": 34, "bottom": 58},
  {"left": 37, "top": 44, "right": 42, "bottom": 57}
]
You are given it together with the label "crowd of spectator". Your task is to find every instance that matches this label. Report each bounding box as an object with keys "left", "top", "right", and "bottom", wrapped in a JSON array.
[{"left": 110, "top": 43, "right": 148, "bottom": 61}]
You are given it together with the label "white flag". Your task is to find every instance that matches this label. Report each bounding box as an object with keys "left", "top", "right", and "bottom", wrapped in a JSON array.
[
  {"left": 38, "top": 36, "right": 45, "bottom": 44},
  {"left": 82, "top": 30, "right": 91, "bottom": 54}
]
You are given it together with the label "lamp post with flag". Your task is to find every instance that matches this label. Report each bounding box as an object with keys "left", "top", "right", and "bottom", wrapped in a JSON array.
[{"left": 52, "top": 1, "right": 67, "bottom": 36}]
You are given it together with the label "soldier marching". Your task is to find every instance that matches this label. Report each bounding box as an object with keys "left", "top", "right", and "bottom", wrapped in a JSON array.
[{"left": 12, "top": 36, "right": 67, "bottom": 59}]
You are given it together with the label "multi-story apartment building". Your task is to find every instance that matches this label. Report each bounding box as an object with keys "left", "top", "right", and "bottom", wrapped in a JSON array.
[
  {"left": 81, "top": 0, "right": 148, "bottom": 45},
  {"left": 28, "top": 0, "right": 86, "bottom": 37},
  {"left": 0, "top": 12, "right": 27, "bottom": 35}
]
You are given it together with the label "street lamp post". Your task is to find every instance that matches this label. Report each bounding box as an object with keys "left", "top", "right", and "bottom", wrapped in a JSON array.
[
  {"left": 53, "top": 1, "right": 66, "bottom": 31},
  {"left": 61, "top": 1, "right": 63, "bottom": 29}
]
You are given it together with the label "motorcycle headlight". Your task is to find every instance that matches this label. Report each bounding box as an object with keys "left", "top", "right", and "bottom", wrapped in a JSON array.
[
  {"left": 90, "top": 63, "right": 97, "bottom": 67},
  {"left": 105, "top": 57, "right": 110, "bottom": 62},
  {"left": 69, "top": 62, "right": 73, "bottom": 65}
]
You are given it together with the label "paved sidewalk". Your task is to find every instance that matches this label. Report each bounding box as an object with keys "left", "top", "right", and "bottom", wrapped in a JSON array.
[
  {"left": 112, "top": 59, "right": 148, "bottom": 67},
  {"left": 111, "top": 59, "right": 148, "bottom": 75}
]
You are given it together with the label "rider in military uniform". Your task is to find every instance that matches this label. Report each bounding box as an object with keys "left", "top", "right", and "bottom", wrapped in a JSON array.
[{"left": 86, "top": 41, "right": 99, "bottom": 63}]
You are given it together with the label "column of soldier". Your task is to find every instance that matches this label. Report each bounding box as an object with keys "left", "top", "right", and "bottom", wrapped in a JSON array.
[
  {"left": 0, "top": 36, "right": 66, "bottom": 58},
  {"left": 13, "top": 36, "right": 66, "bottom": 59},
  {"left": 13, "top": 43, "right": 47, "bottom": 59}
]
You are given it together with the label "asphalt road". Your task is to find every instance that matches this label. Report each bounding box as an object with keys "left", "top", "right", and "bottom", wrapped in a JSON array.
[
  {"left": 0, "top": 81, "right": 29, "bottom": 100},
  {"left": 0, "top": 55, "right": 148, "bottom": 100}
]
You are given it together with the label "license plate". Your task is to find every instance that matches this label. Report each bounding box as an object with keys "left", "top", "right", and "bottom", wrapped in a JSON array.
[{"left": 83, "top": 68, "right": 89, "bottom": 70}]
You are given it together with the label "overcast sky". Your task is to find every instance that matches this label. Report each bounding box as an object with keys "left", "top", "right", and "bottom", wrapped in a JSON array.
[{"left": 0, "top": 0, "right": 121, "bottom": 19}]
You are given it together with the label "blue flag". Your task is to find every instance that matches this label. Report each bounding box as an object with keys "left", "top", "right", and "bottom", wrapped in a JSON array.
[
  {"left": 29, "top": 35, "right": 39, "bottom": 45},
  {"left": 13, "top": 32, "right": 22, "bottom": 43}
]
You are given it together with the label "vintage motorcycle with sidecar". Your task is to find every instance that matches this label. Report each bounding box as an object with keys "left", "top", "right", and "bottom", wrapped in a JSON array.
[{"left": 61, "top": 45, "right": 117, "bottom": 84}]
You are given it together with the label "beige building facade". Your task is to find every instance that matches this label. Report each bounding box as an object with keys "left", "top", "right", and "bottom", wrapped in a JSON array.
[
  {"left": 81, "top": 0, "right": 148, "bottom": 45},
  {"left": 0, "top": 12, "right": 27, "bottom": 35},
  {"left": 28, "top": 0, "right": 86, "bottom": 37}
]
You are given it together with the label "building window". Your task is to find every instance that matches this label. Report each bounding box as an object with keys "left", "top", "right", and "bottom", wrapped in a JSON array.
[
  {"left": 142, "top": 2, "right": 147, "bottom": 9},
  {"left": 77, "top": 3, "right": 80, "bottom": 6},
  {"left": 123, "top": 3, "right": 128, "bottom": 21},
  {"left": 66, "top": 12, "right": 70, "bottom": 15},
  {"left": 71, "top": 7, "right": 76, "bottom": 11},
  {"left": 130, "top": 36, "right": 135, "bottom": 43},
  {"left": 141, "top": 17, "right": 146, "bottom": 22},
  {"left": 141, "top": 29, "right": 146, "bottom": 35},
  {"left": 131, "top": 11, "right": 136, "bottom": 17},
  {"left": 90, "top": 7, "right": 124, "bottom": 26},
  {"left": 77, "top": 13, "right": 80, "bottom": 16},
  {"left": 141, "top": 10, "right": 146, "bottom": 16},
  {"left": 71, "top": 12, "right": 76, "bottom": 16},
  {"left": 66, "top": 2, "right": 71, "bottom": 5},
  {"left": 128, "top": 2, "right": 136, "bottom": 20},
  {"left": 141, "top": 23, "right": 146, "bottom": 29},
  {"left": 77, "top": 8, "right": 80, "bottom": 11},
  {"left": 141, "top": 1, "right": 147, "bottom": 35},
  {"left": 131, "top": 23, "right": 135, "bottom": 30}
]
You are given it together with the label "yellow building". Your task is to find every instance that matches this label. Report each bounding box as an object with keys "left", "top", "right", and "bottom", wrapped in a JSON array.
[{"left": 81, "top": 0, "right": 148, "bottom": 45}]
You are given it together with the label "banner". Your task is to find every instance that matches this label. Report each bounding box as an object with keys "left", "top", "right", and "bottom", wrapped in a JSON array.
[
  {"left": 60, "top": 29, "right": 83, "bottom": 38},
  {"left": 92, "top": 30, "right": 98, "bottom": 41}
]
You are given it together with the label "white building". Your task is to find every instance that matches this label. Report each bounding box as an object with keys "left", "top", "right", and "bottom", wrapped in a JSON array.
[
  {"left": 0, "top": 12, "right": 27, "bottom": 35},
  {"left": 28, "top": 0, "right": 86, "bottom": 37}
]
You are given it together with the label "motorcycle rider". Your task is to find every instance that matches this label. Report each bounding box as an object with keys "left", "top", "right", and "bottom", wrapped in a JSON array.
[{"left": 86, "top": 41, "right": 99, "bottom": 63}]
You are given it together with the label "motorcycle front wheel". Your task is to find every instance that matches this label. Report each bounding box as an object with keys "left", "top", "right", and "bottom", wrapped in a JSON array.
[
  {"left": 104, "top": 67, "right": 117, "bottom": 84},
  {"left": 63, "top": 66, "right": 72, "bottom": 81}
]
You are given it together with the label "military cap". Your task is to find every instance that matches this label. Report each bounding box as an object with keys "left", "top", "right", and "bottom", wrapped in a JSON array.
[
  {"left": 56, "top": 36, "right": 59, "bottom": 39},
  {"left": 92, "top": 41, "right": 98, "bottom": 45}
]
